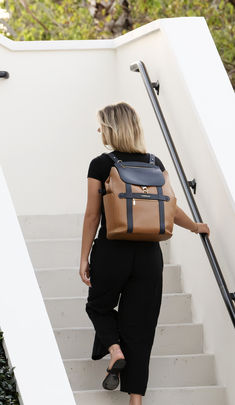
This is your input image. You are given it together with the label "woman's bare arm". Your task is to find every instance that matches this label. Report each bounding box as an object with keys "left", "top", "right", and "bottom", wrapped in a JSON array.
[
  {"left": 174, "top": 205, "right": 197, "bottom": 231},
  {"left": 174, "top": 204, "right": 210, "bottom": 236},
  {"left": 79, "top": 178, "right": 102, "bottom": 286}
]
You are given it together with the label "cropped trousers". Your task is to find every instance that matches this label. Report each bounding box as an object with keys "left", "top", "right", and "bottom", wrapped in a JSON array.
[{"left": 85, "top": 237, "right": 164, "bottom": 396}]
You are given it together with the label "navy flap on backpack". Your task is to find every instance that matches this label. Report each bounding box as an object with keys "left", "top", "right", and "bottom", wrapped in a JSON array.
[{"left": 114, "top": 161, "right": 165, "bottom": 186}]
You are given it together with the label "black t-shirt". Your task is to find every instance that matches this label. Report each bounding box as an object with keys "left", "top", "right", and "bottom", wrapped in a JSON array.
[{"left": 87, "top": 150, "right": 166, "bottom": 239}]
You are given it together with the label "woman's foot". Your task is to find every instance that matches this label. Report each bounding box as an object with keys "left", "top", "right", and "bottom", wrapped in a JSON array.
[
  {"left": 102, "top": 343, "right": 126, "bottom": 390},
  {"left": 105, "top": 344, "right": 125, "bottom": 378}
]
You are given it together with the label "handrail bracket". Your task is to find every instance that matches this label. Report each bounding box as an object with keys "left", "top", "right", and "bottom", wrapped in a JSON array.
[
  {"left": 188, "top": 178, "right": 197, "bottom": 194},
  {"left": 230, "top": 292, "right": 235, "bottom": 302},
  {"left": 152, "top": 81, "right": 160, "bottom": 95},
  {"left": 0, "top": 71, "right": 9, "bottom": 79}
]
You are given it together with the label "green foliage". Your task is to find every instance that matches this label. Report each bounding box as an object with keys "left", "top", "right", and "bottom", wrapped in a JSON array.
[
  {"left": 129, "top": 0, "right": 235, "bottom": 87},
  {"left": 0, "top": 0, "right": 234, "bottom": 88},
  {"left": 0, "top": 331, "right": 20, "bottom": 405}
]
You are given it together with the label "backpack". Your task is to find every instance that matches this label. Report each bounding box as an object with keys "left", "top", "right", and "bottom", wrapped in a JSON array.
[{"left": 101, "top": 152, "right": 177, "bottom": 242}]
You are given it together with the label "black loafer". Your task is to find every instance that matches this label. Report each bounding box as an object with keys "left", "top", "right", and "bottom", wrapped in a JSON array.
[{"left": 102, "top": 358, "right": 127, "bottom": 390}]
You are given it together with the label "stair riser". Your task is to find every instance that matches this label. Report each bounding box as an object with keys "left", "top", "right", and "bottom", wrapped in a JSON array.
[
  {"left": 18, "top": 214, "right": 84, "bottom": 239},
  {"left": 63, "top": 355, "right": 216, "bottom": 391},
  {"left": 35, "top": 265, "right": 182, "bottom": 297},
  {"left": 54, "top": 324, "right": 203, "bottom": 358},
  {"left": 44, "top": 294, "right": 192, "bottom": 328},
  {"left": 73, "top": 386, "right": 226, "bottom": 405},
  {"left": 26, "top": 239, "right": 170, "bottom": 268}
]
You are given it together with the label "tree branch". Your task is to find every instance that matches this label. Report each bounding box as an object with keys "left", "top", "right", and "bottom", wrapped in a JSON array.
[
  {"left": 228, "top": 0, "right": 235, "bottom": 7},
  {"left": 18, "top": 0, "right": 50, "bottom": 31}
]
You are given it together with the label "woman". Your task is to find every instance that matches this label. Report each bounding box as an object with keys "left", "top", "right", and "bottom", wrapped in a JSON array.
[{"left": 79, "top": 102, "right": 210, "bottom": 405}]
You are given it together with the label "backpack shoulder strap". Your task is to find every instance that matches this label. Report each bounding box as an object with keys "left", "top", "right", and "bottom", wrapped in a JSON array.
[
  {"left": 149, "top": 153, "right": 155, "bottom": 165},
  {"left": 107, "top": 152, "right": 121, "bottom": 164}
]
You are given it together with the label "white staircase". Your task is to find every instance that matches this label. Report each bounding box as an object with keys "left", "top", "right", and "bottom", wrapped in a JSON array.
[{"left": 18, "top": 214, "right": 227, "bottom": 405}]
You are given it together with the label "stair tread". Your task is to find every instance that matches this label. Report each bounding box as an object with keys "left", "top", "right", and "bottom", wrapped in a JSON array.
[
  {"left": 44, "top": 292, "right": 191, "bottom": 300},
  {"left": 63, "top": 353, "right": 215, "bottom": 362},
  {"left": 73, "top": 384, "right": 226, "bottom": 393},
  {"left": 53, "top": 322, "right": 202, "bottom": 331},
  {"left": 34, "top": 263, "right": 179, "bottom": 271}
]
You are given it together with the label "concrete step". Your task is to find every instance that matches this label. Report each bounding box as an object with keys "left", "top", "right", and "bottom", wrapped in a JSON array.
[
  {"left": 18, "top": 213, "right": 85, "bottom": 239},
  {"left": 25, "top": 238, "right": 170, "bottom": 268},
  {"left": 18, "top": 213, "right": 170, "bottom": 263},
  {"left": 25, "top": 238, "right": 171, "bottom": 269},
  {"left": 44, "top": 293, "right": 192, "bottom": 328},
  {"left": 73, "top": 385, "right": 226, "bottom": 405},
  {"left": 18, "top": 214, "right": 228, "bottom": 404},
  {"left": 63, "top": 353, "right": 217, "bottom": 391},
  {"left": 26, "top": 238, "right": 82, "bottom": 268},
  {"left": 53, "top": 323, "right": 203, "bottom": 359},
  {"left": 35, "top": 264, "right": 182, "bottom": 298}
]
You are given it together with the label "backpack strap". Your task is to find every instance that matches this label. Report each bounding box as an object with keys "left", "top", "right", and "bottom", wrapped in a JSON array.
[
  {"left": 107, "top": 152, "right": 122, "bottom": 165},
  {"left": 98, "top": 152, "right": 120, "bottom": 196},
  {"left": 149, "top": 153, "right": 155, "bottom": 165}
]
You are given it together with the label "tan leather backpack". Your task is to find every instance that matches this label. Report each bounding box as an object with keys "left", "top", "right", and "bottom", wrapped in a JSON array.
[{"left": 102, "top": 152, "right": 177, "bottom": 242}]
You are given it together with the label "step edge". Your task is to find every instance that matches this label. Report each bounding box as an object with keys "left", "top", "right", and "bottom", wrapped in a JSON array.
[
  {"left": 63, "top": 353, "right": 215, "bottom": 362},
  {"left": 34, "top": 263, "right": 180, "bottom": 271},
  {"left": 72, "top": 384, "right": 226, "bottom": 394},
  {"left": 53, "top": 323, "right": 203, "bottom": 331},
  {"left": 44, "top": 292, "right": 191, "bottom": 300}
]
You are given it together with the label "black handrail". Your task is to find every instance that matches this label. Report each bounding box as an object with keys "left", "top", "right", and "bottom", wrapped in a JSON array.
[{"left": 130, "top": 60, "right": 235, "bottom": 328}]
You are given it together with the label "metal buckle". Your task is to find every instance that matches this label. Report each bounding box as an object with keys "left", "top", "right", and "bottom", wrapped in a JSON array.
[{"left": 141, "top": 186, "right": 148, "bottom": 193}]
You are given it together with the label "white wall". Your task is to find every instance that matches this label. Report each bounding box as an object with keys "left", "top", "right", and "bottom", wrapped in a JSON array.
[
  {"left": 0, "top": 16, "right": 235, "bottom": 404},
  {"left": 0, "top": 40, "right": 117, "bottom": 214},
  {"left": 0, "top": 167, "right": 76, "bottom": 404},
  {"left": 114, "top": 16, "right": 235, "bottom": 404}
]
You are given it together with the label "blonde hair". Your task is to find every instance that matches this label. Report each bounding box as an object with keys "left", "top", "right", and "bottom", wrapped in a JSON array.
[{"left": 97, "top": 102, "right": 147, "bottom": 153}]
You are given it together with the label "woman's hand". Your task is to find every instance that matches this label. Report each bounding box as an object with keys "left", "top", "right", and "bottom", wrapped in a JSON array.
[
  {"left": 191, "top": 222, "right": 210, "bottom": 236},
  {"left": 79, "top": 259, "right": 92, "bottom": 287}
]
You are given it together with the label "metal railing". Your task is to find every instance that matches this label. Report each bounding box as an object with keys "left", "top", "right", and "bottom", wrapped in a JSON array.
[{"left": 130, "top": 60, "right": 235, "bottom": 328}]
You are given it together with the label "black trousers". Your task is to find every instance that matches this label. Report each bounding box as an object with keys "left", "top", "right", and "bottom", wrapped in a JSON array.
[{"left": 85, "top": 237, "right": 164, "bottom": 396}]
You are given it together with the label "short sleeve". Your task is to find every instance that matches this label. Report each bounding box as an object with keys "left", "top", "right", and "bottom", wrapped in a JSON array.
[
  {"left": 155, "top": 156, "right": 166, "bottom": 172},
  {"left": 87, "top": 156, "right": 103, "bottom": 181}
]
